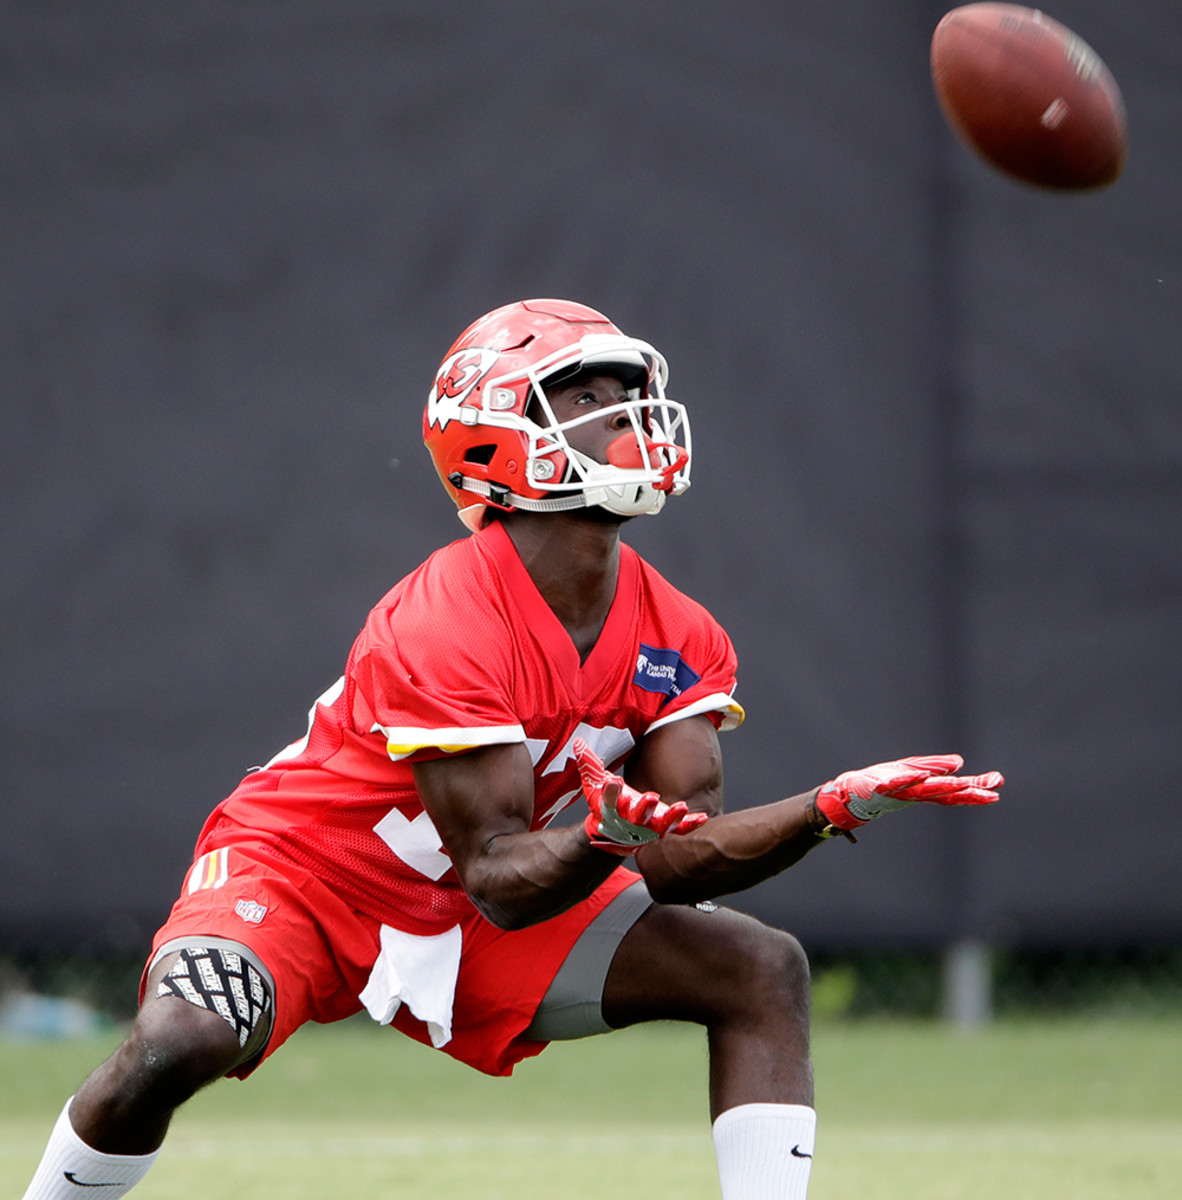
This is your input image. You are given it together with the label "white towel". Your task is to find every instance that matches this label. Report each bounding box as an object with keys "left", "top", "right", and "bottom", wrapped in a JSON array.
[{"left": 358, "top": 922, "right": 463, "bottom": 1048}]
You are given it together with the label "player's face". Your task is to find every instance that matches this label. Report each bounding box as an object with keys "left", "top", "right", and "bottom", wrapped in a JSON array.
[{"left": 541, "top": 374, "right": 633, "bottom": 465}]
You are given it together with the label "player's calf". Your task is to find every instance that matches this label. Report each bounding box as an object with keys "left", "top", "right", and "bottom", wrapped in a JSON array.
[
  {"left": 21, "top": 1003, "right": 239, "bottom": 1200},
  {"left": 22, "top": 947, "right": 272, "bottom": 1198},
  {"left": 602, "top": 904, "right": 818, "bottom": 1198}
]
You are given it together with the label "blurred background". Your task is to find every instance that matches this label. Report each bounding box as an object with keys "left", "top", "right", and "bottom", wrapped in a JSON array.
[{"left": 2, "top": 0, "right": 1180, "bottom": 1033}]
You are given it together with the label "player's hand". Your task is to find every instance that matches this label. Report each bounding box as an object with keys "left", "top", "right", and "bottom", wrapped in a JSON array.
[
  {"left": 574, "top": 737, "right": 708, "bottom": 855},
  {"left": 815, "top": 754, "right": 1004, "bottom": 832}
]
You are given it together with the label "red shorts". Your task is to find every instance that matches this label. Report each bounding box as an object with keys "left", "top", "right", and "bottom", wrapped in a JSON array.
[{"left": 144, "top": 842, "right": 639, "bottom": 1078}]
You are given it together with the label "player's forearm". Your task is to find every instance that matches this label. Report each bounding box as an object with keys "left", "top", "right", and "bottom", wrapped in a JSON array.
[
  {"left": 461, "top": 826, "right": 620, "bottom": 930},
  {"left": 634, "top": 789, "right": 825, "bottom": 905}
]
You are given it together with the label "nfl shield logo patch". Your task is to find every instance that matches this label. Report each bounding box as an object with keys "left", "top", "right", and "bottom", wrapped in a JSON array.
[{"left": 234, "top": 898, "right": 268, "bottom": 925}]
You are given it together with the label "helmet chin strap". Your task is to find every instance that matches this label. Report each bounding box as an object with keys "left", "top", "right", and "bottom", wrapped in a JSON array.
[{"left": 448, "top": 472, "right": 590, "bottom": 514}]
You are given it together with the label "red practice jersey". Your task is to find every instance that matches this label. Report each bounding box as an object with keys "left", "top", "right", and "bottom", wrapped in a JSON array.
[{"left": 192, "top": 521, "right": 743, "bottom": 935}]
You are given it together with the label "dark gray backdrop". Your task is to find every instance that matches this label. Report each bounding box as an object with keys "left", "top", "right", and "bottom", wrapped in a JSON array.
[{"left": 3, "top": 1, "right": 1180, "bottom": 957}]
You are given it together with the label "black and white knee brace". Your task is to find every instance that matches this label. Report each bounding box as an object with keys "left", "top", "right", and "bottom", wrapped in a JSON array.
[{"left": 156, "top": 945, "right": 273, "bottom": 1052}]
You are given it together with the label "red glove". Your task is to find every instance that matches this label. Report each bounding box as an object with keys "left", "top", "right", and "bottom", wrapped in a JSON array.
[
  {"left": 815, "top": 754, "right": 1004, "bottom": 833},
  {"left": 574, "top": 737, "right": 708, "bottom": 855}
]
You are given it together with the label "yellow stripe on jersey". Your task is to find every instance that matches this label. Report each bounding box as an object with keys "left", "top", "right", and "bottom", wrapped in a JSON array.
[
  {"left": 385, "top": 743, "right": 473, "bottom": 757},
  {"left": 370, "top": 721, "right": 527, "bottom": 762}
]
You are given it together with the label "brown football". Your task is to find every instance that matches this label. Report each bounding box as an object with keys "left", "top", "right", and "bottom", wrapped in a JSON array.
[{"left": 931, "top": 3, "right": 1127, "bottom": 189}]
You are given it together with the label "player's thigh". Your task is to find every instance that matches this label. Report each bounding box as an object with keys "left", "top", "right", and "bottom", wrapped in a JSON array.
[
  {"left": 523, "top": 877, "right": 653, "bottom": 1042},
  {"left": 601, "top": 901, "right": 810, "bottom": 1029},
  {"left": 145, "top": 847, "right": 376, "bottom": 1074}
]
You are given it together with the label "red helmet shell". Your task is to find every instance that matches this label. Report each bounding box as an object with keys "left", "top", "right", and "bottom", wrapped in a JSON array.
[{"left": 423, "top": 299, "right": 663, "bottom": 520}]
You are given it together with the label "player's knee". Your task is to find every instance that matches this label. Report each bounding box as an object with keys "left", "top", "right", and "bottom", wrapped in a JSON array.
[
  {"left": 728, "top": 921, "right": 811, "bottom": 1020},
  {"left": 119, "top": 996, "right": 245, "bottom": 1105},
  {"left": 128, "top": 943, "right": 274, "bottom": 1099}
]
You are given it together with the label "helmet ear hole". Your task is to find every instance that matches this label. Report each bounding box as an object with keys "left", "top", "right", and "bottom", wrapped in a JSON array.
[{"left": 463, "top": 444, "right": 497, "bottom": 466}]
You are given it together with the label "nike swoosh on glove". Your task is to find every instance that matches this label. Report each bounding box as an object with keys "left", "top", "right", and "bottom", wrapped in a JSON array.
[
  {"left": 815, "top": 754, "right": 1004, "bottom": 832},
  {"left": 574, "top": 737, "right": 709, "bottom": 855}
]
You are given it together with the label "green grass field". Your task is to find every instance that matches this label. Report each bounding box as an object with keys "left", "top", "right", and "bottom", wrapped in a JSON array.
[{"left": 3, "top": 1016, "right": 1180, "bottom": 1199}]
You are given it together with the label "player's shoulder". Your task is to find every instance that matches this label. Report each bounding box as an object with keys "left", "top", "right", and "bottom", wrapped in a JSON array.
[
  {"left": 355, "top": 528, "right": 511, "bottom": 664},
  {"left": 370, "top": 530, "right": 498, "bottom": 612},
  {"left": 626, "top": 543, "right": 727, "bottom": 632}
]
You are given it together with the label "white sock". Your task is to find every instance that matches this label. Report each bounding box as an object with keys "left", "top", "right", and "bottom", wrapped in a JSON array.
[
  {"left": 22, "top": 1098, "right": 159, "bottom": 1200},
  {"left": 712, "top": 1102, "right": 816, "bottom": 1200}
]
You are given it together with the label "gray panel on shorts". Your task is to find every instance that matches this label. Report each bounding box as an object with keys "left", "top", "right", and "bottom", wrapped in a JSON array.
[{"left": 524, "top": 878, "right": 653, "bottom": 1041}]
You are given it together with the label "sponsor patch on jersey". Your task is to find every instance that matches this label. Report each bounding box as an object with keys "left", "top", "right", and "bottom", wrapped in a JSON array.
[
  {"left": 234, "top": 899, "right": 268, "bottom": 925},
  {"left": 633, "top": 644, "right": 700, "bottom": 704}
]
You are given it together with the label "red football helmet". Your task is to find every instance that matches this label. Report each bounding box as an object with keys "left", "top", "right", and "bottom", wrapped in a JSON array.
[{"left": 423, "top": 298, "right": 691, "bottom": 530}]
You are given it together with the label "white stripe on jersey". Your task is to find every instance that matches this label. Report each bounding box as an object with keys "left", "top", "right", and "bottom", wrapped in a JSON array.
[
  {"left": 263, "top": 677, "right": 347, "bottom": 768},
  {"left": 647, "top": 692, "right": 745, "bottom": 734}
]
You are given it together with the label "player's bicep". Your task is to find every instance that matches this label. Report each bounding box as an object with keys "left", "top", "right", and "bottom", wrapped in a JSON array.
[
  {"left": 412, "top": 743, "right": 536, "bottom": 876},
  {"left": 625, "top": 714, "right": 724, "bottom": 816}
]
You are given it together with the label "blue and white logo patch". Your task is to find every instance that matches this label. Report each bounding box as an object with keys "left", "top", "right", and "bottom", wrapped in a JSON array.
[{"left": 633, "top": 644, "right": 700, "bottom": 704}]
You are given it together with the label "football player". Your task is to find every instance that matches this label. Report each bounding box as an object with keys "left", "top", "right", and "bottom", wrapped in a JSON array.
[{"left": 22, "top": 299, "right": 1002, "bottom": 1200}]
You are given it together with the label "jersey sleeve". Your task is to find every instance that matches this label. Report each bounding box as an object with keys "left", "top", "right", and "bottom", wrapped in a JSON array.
[
  {"left": 350, "top": 582, "right": 526, "bottom": 763},
  {"left": 636, "top": 578, "right": 745, "bottom": 735}
]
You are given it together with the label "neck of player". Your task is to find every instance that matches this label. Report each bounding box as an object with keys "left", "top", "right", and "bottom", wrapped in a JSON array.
[{"left": 500, "top": 508, "right": 623, "bottom": 663}]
